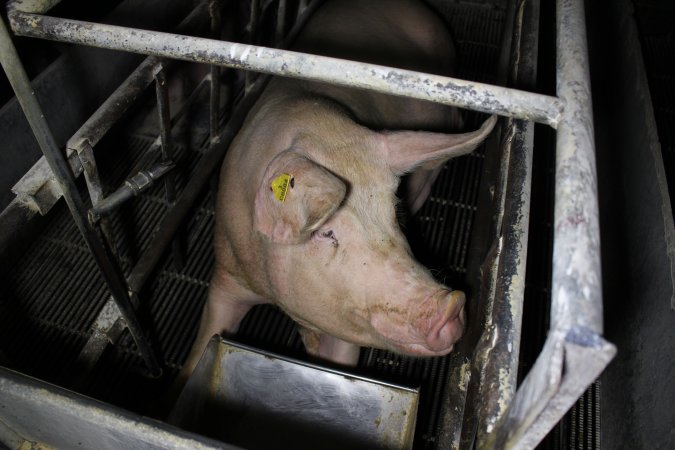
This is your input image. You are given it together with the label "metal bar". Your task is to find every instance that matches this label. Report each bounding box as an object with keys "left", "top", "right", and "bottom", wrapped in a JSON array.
[
  {"left": 90, "top": 160, "right": 175, "bottom": 217},
  {"left": 67, "top": 2, "right": 209, "bottom": 154},
  {"left": 74, "top": 77, "right": 269, "bottom": 379},
  {"left": 245, "top": 0, "right": 260, "bottom": 90},
  {"left": 77, "top": 142, "right": 105, "bottom": 207},
  {"left": 209, "top": 0, "right": 221, "bottom": 139},
  {"left": 475, "top": 118, "right": 534, "bottom": 449},
  {"left": 154, "top": 66, "right": 185, "bottom": 269},
  {"left": 68, "top": 56, "right": 163, "bottom": 154},
  {"left": 127, "top": 77, "right": 268, "bottom": 293},
  {"left": 77, "top": 141, "right": 120, "bottom": 257},
  {"left": 154, "top": 67, "right": 176, "bottom": 205},
  {"left": 449, "top": 2, "right": 539, "bottom": 447},
  {"left": 472, "top": 1, "right": 539, "bottom": 447},
  {"left": 0, "top": 15, "right": 162, "bottom": 377},
  {"left": 75, "top": 1, "right": 324, "bottom": 375},
  {"left": 0, "top": 366, "right": 235, "bottom": 449},
  {"left": 82, "top": 75, "right": 211, "bottom": 219},
  {"left": 125, "top": 0, "right": 327, "bottom": 293},
  {"left": 4, "top": 0, "right": 209, "bottom": 221},
  {"left": 551, "top": 0, "right": 603, "bottom": 333},
  {"left": 7, "top": 56, "right": 163, "bottom": 220},
  {"left": 492, "top": 332, "right": 615, "bottom": 449},
  {"left": 8, "top": 11, "right": 563, "bottom": 126},
  {"left": 275, "top": 0, "right": 288, "bottom": 45},
  {"left": 483, "top": 0, "right": 617, "bottom": 447}
]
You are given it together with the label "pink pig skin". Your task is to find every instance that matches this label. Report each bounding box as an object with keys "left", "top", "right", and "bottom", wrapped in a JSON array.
[{"left": 176, "top": 0, "right": 496, "bottom": 388}]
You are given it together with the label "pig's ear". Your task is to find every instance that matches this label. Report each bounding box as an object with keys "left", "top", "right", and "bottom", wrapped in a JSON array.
[
  {"left": 385, "top": 115, "right": 497, "bottom": 175},
  {"left": 254, "top": 151, "right": 347, "bottom": 244}
]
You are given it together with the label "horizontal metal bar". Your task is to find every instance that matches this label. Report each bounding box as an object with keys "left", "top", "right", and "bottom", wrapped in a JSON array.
[
  {"left": 9, "top": 1, "right": 210, "bottom": 218},
  {"left": 8, "top": 11, "right": 563, "bottom": 127},
  {"left": 67, "top": 2, "right": 209, "bottom": 153},
  {"left": 75, "top": 0, "right": 324, "bottom": 376}
]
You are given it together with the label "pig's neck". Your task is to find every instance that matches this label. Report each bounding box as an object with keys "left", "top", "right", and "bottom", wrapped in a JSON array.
[{"left": 256, "top": 88, "right": 377, "bottom": 160}]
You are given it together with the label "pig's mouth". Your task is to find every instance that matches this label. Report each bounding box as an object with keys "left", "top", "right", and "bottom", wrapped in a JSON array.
[{"left": 369, "top": 290, "right": 466, "bottom": 356}]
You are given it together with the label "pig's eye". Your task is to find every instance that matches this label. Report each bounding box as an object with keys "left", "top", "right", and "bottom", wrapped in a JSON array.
[
  {"left": 320, "top": 230, "right": 335, "bottom": 239},
  {"left": 313, "top": 229, "right": 339, "bottom": 247}
]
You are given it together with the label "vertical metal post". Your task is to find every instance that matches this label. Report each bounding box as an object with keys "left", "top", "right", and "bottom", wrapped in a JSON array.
[
  {"left": 275, "top": 0, "right": 288, "bottom": 45},
  {"left": 209, "top": 0, "right": 222, "bottom": 140},
  {"left": 298, "top": 0, "right": 309, "bottom": 18},
  {"left": 552, "top": 0, "right": 603, "bottom": 334},
  {"left": 154, "top": 68, "right": 173, "bottom": 174},
  {"left": 245, "top": 0, "right": 260, "bottom": 90},
  {"left": 487, "top": 1, "right": 615, "bottom": 448},
  {"left": 154, "top": 66, "right": 185, "bottom": 269},
  {"left": 78, "top": 141, "right": 121, "bottom": 257},
  {"left": 0, "top": 16, "right": 162, "bottom": 377}
]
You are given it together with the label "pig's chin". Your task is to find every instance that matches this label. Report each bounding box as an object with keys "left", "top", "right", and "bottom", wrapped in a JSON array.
[
  {"left": 386, "top": 339, "right": 456, "bottom": 357},
  {"left": 370, "top": 323, "right": 460, "bottom": 356}
]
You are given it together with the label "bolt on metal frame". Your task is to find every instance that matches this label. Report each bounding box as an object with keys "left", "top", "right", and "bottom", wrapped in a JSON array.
[{"left": 0, "top": 0, "right": 615, "bottom": 447}]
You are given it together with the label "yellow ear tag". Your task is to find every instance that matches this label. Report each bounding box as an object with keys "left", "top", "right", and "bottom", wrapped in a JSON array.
[{"left": 271, "top": 173, "right": 292, "bottom": 202}]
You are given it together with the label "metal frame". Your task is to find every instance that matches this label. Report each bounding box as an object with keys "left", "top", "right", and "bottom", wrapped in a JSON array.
[
  {"left": 0, "top": 5, "right": 163, "bottom": 377},
  {"left": 7, "top": 10, "right": 562, "bottom": 126},
  {"left": 0, "top": 0, "right": 615, "bottom": 448},
  {"left": 0, "top": 366, "right": 237, "bottom": 449}
]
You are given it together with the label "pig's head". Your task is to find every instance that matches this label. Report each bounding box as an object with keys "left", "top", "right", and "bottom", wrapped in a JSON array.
[{"left": 253, "top": 107, "right": 497, "bottom": 357}]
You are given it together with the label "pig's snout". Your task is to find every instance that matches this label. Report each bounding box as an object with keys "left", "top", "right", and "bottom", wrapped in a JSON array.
[
  {"left": 424, "top": 290, "right": 466, "bottom": 352},
  {"left": 369, "top": 288, "right": 466, "bottom": 356}
]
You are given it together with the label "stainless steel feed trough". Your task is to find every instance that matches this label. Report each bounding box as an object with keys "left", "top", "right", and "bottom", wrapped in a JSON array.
[
  {"left": 169, "top": 337, "right": 420, "bottom": 450},
  {"left": 0, "top": 0, "right": 616, "bottom": 448}
]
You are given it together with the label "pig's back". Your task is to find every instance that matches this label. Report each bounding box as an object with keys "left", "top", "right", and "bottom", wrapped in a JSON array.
[{"left": 289, "top": 0, "right": 460, "bottom": 132}]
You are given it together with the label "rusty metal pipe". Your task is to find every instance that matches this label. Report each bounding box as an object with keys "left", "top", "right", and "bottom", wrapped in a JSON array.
[{"left": 8, "top": 10, "right": 563, "bottom": 126}]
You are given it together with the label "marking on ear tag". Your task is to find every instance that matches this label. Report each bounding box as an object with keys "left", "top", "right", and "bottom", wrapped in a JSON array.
[{"left": 271, "top": 173, "right": 292, "bottom": 202}]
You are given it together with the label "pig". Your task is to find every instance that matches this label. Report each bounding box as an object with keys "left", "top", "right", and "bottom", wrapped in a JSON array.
[{"left": 176, "top": 0, "right": 496, "bottom": 388}]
